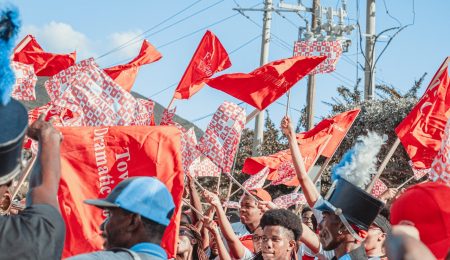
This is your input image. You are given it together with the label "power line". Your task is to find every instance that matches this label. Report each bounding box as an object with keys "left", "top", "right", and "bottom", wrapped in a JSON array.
[{"left": 96, "top": 0, "right": 203, "bottom": 60}]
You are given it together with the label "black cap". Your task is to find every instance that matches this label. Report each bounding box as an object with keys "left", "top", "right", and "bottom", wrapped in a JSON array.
[
  {"left": 0, "top": 99, "right": 28, "bottom": 185},
  {"left": 316, "top": 179, "right": 384, "bottom": 231}
]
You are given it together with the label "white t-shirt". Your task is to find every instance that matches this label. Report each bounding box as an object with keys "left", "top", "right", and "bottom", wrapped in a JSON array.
[{"left": 298, "top": 243, "right": 335, "bottom": 260}]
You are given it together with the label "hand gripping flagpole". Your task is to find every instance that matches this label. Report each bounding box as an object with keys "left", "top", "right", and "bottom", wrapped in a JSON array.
[{"left": 182, "top": 198, "right": 205, "bottom": 219}]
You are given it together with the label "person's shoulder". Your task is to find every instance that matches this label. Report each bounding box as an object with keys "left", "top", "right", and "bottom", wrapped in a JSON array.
[
  {"left": 21, "top": 204, "right": 64, "bottom": 224},
  {"left": 67, "top": 251, "right": 133, "bottom": 260}
]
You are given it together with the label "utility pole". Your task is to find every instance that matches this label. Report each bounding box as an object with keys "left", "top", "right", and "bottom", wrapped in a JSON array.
[
  {"left": 364, "top": 0, "right": 376, "bottom": 100},
  {"left": 305, "top": 0, "right": 320, "bottom": 130},
  {"left": 252, "top": 0, "right": 273, "bottom": 156}
]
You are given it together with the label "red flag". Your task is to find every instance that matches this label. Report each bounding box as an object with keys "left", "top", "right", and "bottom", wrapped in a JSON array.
[
  {"left": 430, "top": 118, "right": 450, "bottom": 185},
  {"left": 321, "top": 109, "right": 360, "bottom": 157},
  {"left": 173, "top": 30, "right": 231, "bottom": 99},
  {"left": 206, "top": 55, "right": 326, "bottom": 110},
  {"left": 58, "top": 126, "right": 183, "bottom": 258},
  {"left": 104, "top": 40, "right": 162, "bottom": 92},
  {"left": 395, "top": 57, "right": 450, "bottom": 169},
  {"left": 13, "top": 35, "right": 76, "bottom": 76}
]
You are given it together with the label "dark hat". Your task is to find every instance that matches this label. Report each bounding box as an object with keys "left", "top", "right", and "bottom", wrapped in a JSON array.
[
  {"left": 316, "top": 178, "right": 384, "bottom": 231},
  {"left": 0, "top": 99, "right": 28, "bottom": 185}
]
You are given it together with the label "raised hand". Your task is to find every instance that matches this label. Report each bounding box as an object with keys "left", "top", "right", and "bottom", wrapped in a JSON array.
[{"left": 281, "top": 116, "right": 295, "bottom": 137}]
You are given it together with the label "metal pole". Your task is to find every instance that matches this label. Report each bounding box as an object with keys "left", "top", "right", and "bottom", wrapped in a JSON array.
[
  {"left": 364, "top": 0, "right": 376, "bottom": 100},
  {"left": 305, "top": 0, "right": 320, "bottom": 130},
  {"left": 252, "top": 0, "right": 272, "bottom": 156}
]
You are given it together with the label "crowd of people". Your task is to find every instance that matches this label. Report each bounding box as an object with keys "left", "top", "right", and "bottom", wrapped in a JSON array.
[{"left": 0, "top": 112, "right": 448, "bottom": 260}]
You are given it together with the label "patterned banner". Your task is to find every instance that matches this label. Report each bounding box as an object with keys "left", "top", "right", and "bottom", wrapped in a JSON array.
[
  {"left": 223, "top": 201, "right": 240, "bottom": 209},
  {"left": 189, "top": 156, "right": 221, "bottom": 178},
  {"left": 161, "top": 107, "right": 177, "bottom": 126},
  {"left": 181, "top": 128, "right": 202, "bottom": 175},
  {"left": 11, "top": 61, "right": 37, "bottom": 101},
  {"left": 197, "top": 102, "right": 246, "bottom": 173},
  {"left": 271, "top": 161, "right": 296, "bottom": 186},
  {"left": 409, "top": 160, "right": 431, "bottom": 180},
  {"left": 429, "top": 118, "right": 450, "bottom": 185},
  {"left": 45, "top": 58, "right": 154, "bottom": 126},
  {"left": 293, "top": 40, "right": 342, "bottom": 74},
  {"left": 135, "top": 98, "right": 155, "bottom": 126},
  {"left": 371, "top": 179, "right": 388, "bottom": 198},
  {"left": 273, "top": 193, "right": 306, "bottom": 209},
  {"left": 243, "top": 167, "right": 269, "bottom": 190}
]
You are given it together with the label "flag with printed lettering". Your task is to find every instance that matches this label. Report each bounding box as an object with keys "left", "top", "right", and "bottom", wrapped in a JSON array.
[
  {"left": 11, "top": 61, "right": 37, "bottom": 101},
  {"left": 197, "top": 102, "right": 246, "bottom": 173},
  {"left": 58, "top": 126, "right": 183, "bottom": 258},
  {"left": 173, "top": 30, "right": 231, "bottom": 99},
  {"left": 429, "top": 117, "right": 450, "bottom": 184},
  {"left": 273, "top": 193, "right": 306, "bottom": 209},
  {"left": 189, "top": 156, "right": 221, "bottom": 178},
  {"left": 395, "top": 57, "right": 450, "bottom": 170},
  {"left": 271, "top": 161, "right": 296, "bottom": 186},
  {"left": 243, "top": 167, "right": 269, "bottom": 190}
]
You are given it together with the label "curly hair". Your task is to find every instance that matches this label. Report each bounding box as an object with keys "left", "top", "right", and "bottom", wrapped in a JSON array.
[{"left": 260, "top": 209, "right": 303, "bottom": 240}]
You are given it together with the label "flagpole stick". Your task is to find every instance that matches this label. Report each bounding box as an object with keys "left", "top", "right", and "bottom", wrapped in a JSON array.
[
  {"left": 228, "top": 177, "right": 271, "bottom": 198},
  {"left": 224, "top": 179, "right": 234, "bottom": 214},
  {"left": 293, "top": 136, "right": 332, "bottom": 193},
  {"left": 367, "top": 138, "right": 401, "bottom": 192},
  {"left": 246, "top": 109, "right": 260, "bottom": 124},
  {"left": 167, "top": 97, "right": 176, "bottom": 111},
  {"left": 192, "top": 177, "right": 208, "bottom": 192},
  {"left": 182, "top": 198, "right": 205, "bottom": 218},
  {"left": 224, "top": 172, "right": 259, "bottom": 202},
  {"left": 396, "top": 175, "right": 415, "bottom": 190},
  {"left": 216, "top": 173, "right": 222, "bottom": 195},
  {"left": 224, "top": 139, "right": 243, "bottom": 213},
  {"left": 9, "top": 154, "right": 37, "bottom": 205},
  {"left": 285, "top": 91, "right": 291, "bottom": 117}
]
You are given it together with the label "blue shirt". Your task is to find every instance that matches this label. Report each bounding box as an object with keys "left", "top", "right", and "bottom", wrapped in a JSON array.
[{"left": 130, "top": 242, "right": 167, "bottom": 259}]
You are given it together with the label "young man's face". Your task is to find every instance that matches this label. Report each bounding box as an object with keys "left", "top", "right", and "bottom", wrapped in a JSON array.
[
  {"left": 364, "top": 224, "right": 385, "bottom": 252},
  {"left": 239, "top": 195, "right": 263, "bottom": 226},
  {"left": 262, "top": 225, "right": 295, "bottom": 260},
  {"left": 302, "top": 210, "right": 315, "bottom": 231},
  {"left": 252, "top": 226, "right": 264, "bottom": 253},
  {"left": 318, "top": 211, "right": 345, "bottom": 251}
]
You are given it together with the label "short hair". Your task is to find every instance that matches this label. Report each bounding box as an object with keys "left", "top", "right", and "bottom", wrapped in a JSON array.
[
  {"left": 260, "top": 209, "right": 303, "bottom": 240},
  {"left": 141, "top": 217, "right": 167, "bottom": 241},
  {"left": 301, "top": 207, "right": 313, "bottom": 215}
]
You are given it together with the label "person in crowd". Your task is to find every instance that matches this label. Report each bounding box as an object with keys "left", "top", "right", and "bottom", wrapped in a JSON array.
[
  {"left": 390, "top": 181, "right": 450, "bottom": 259},
  {"left": 256, "top": 209, "right": 303, "bottom": 260},
  {"left": 281, "top": 116, "right": 384, "bottom": 259},
  {"left": 385, "top": 225, "right": 436, "bottom": 260},
  {"left": 301, "top": 207, "right": 318, "bottom": 233},
  {"left": 0, "top": 6, "right": 66, "bottom": 259},
  {"left": 365, "top": 208, "right": 391, "bottom": 260},
  {"left": 176, "top": 224, "right": 208, "bottom": 260},
  {"left": 203, "top": 216, "right": 232, "bottom": 260},
  {"left": 68, "top": 177, "right": 175, "bottom": 260},
  {"left": 203, "top": 190, "right": 258, "bottom": 259}
]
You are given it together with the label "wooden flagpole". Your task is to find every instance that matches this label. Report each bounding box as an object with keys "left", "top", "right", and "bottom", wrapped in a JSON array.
[
  {"left": 285, "top": 91, "right": 291, "bottom": 117},
  {"left": 224, "top": 172, "right": 259, "bottom": 202},
  {"left": 167, "top": 97, "right": 176, "bottom": 111},
  {"left": 366, "top": 138, "right": 401, "bottom": 192},
  {"left": 182, "top": 198, "right": 205, "bottom": 218},
  {"left": 396, "top": 175, "right": 415, "bottom": 190},
  {"left": 216, "top": 173, "right": 222, "bottom": 194}
]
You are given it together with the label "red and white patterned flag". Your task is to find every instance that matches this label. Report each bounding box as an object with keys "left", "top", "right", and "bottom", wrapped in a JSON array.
[
  {"left": 161, "top": 107, "right": 177, "bottom": 126},
  {"left": 243, "top": 167, "right": 269, "bottom": 190},
  {"left": 293, "top": 40, "right": 342, "bottom": 74},
  {"left": 429, "top": 118, "right": 450, "bottom": 185},
  {"left": 371, "top": 179, "right": 388, "bottom": 198},
  {"left": 223, "top": 201, "right": 240, "bottom": 209},
  {"left": 11, "top": 61, "right": 37, "bottom": 101},
  {"left": 271, "top": 161, "right": 296, "bottom": 186},
  {"left": 134, "top": 98, "right": 155, "bottom": 126},
  {"left": 180, "top": 128, "right": 202, "bottom": 175},
  {"left": 197, "top": 102, "right": 246, "bottom": 173},
  {"left": 189, "top": 156, "right": 221, "bottom": 178},
  {"left": 273, "top": 193, "right": 306, "bottom": 209},
  {"left": 409, "top": 160, "right": 431, "bottom": 180},
  {"left": 46, "top": 58, "right": 153, "bottom": 126}
]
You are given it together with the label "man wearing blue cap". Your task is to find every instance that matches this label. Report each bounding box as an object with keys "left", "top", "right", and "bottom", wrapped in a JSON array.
[{"left": 68, "top": 177, "right": 175, "bottom": 260}]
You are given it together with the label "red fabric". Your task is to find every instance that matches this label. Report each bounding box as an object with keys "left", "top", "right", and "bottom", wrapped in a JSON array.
[
  {"left": 242, "top": 119, "right": 332, "bottom": 186},
  {"left": 173, "top": 30, "right": 231, "bottom": 99},
  {"left": 58, "top": 126, "right": 184, "bottom": 258},
  {"left": 390, "top": 182, "right": 450, "bottom": 259},
  {"left": 13, "top": 35, "right": 76, "bottom": 76},
  {"left": 239, "top": 235, "right": 255, "bottom": 253},
  {"left": 206, "top": 55, "right": 326, "bottom": 110},
  {"left": 103, "top": 40, "right": 162, "bottom": 92},
  {"left": 321, "top": 109, "right": 360, "bottom": 157},
  {"left": 395, "top": 58, "right": 450, "bottom": 169}
]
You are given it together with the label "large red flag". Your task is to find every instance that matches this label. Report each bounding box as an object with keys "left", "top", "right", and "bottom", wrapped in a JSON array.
[
  {"left": 395, "top": 57, "right": 450, "bottom": 169},
  {"left": 321, "top": 109, "right": 360, "bottom": 157},
  {"left": 104, "top": 40, "right": 162, "bottom": 92},
  {"left": 173, "top": 30, "right": 231, "bottom": 99},
  {"left": 58, "top": 126, "right": 183, "bottom": 258},
  {"left": 242, "top": 123, "right": 332, "bottom": 186},
  {"left": 13, "top": 35, "right": 76, "bottom": 76},
  {"left": 206, "top": 55, "right": 326, "bottom": 110}
]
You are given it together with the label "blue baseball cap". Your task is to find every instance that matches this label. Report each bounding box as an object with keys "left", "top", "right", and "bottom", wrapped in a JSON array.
[{"left": 85, "top": 177, "right": 175, "bottom": 226}]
